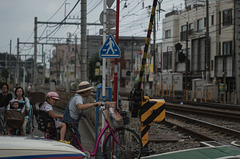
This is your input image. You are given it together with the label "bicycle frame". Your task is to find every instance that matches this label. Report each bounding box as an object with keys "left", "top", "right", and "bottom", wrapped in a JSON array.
[{"left": 73, "top": 109, "right": 124, "bottom": 158}]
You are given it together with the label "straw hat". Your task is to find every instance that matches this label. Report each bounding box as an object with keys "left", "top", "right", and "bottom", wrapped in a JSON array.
[{"left": 76, "top": 81, "right": 94, "bottom": 93}]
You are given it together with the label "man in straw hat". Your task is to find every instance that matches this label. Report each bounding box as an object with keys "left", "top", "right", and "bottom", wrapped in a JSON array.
[{"left": 63, "top": 81, "right": 101, "bottom": 143}]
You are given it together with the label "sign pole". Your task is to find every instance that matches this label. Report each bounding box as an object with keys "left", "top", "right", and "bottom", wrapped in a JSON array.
[
  {"left": 102, "top": 0, "right": 107, "bottom": 102},
  {"left": 101, "top": 0, "right": 107, "bottom": 155},
  {"left": 114, "top": 0, "right": 120, "bottom": 108}
]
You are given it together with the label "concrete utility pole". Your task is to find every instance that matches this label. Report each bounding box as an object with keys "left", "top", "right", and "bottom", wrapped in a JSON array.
[
  {"left": 185, "top": 22, "right": 189, "bottom": 90},
  {"left": 17, "top": 38, "right": 20, "bottom": 85},
  {"left": 130, "top": 36, "right": 134, "bottom": 88},
  {"left": 33, "top": 17, "right": 38, "bottom": 89},
  {"left": 42, "top": 44, "right": 45, "bottom": 85},
  {"left": 74, "top": 35, "right": 77, "bottom": 79},
  {"left": 8, "top": 40, "right": 12, "bottom": 81},
  {"left": 81, "top": 0, "right": 87, "bottom": 81},
  {"left": 205, "top": 0, "right": 210, "bottom": 84},
  {"left": 66, "top": 33, "right": 71, "bottom": 93},
  {"left": 235, "top": 0, "right": 240, "bottom": 104}
]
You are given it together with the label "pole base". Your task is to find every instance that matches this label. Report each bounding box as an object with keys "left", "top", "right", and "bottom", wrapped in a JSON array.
[{"left": 141, "top": 147, "right": 156, "bottom": 156}]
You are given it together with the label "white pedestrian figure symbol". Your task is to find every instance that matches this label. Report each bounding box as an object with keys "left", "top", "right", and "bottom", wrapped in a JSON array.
[{"left": 106, "top": 37, "right": 115, "bottom": 54}]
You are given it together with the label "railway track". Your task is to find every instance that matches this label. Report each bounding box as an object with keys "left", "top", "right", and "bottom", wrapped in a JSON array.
[
  {"left": 166, "top": 111, "right": 240, "bottom": 143},
  {"left": 166, "top": 103, "right": 240, "bottom": 120}
]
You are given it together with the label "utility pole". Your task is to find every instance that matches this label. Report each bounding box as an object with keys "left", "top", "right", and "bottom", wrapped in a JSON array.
[
  {"left": 66, "top": 33, "right": 71, "bottom": 93},
  {"left": 5, "top": 52, "right": 7, "bottom": 69},
  {"left": 130, "top": 36, "right": 134, "bottom": 88},
  {"left": 206, "top": 0, "right": 210, "bottom": 84},
  {"left": 235, "top": 0, "right": 240, "bottom": 104},
  {"left": 33, "top": 17, "right": 38, "bottom": 89},
  {"left": 81, "top": 0, "right": 87, "bottom": 81},
  {"left": 42, "top": 44, "right": 44, "bottom": 85},
  {"left": 74, "top": 35, "right": 77, "bottom": 79},
  {"left": 8, "top": 40, "right": 12, "bottom": 82},
  {"left": 185, "top": 22, "right": 189, "bottom": 91},
  {"left": 17, "top": 38, "right": 20, "bottom": 85}
]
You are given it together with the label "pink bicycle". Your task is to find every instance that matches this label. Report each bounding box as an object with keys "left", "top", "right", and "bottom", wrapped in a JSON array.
[{"left": 67, "top": 104, "right": 142, "bottom": 159}]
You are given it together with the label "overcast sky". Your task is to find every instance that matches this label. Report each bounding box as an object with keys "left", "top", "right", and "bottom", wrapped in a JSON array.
[{"left": 0, "top": 0, "right": 184, "bottom": 60}]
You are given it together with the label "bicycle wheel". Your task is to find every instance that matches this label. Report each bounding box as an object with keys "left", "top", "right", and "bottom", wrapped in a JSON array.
[
  {"left": 103, "top": 127, "right": 142, "bottom": 159},
  {"left": 0, "top": 118, "right": 5, "bottom": 135}
]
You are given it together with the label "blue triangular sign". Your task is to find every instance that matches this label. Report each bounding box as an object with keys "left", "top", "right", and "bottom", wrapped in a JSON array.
[{"left": 100, "top": 34, "right": 121, "bottom": 58}]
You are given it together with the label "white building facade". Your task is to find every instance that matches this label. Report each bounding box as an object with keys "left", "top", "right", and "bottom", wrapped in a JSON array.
[{"left": 160, "top": 0, "right": 238, "bottom": 103}]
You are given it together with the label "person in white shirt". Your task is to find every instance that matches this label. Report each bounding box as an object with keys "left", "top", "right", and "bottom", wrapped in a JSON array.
[{"left": 40, "top": 92, "right": 67, "bottom": 143}]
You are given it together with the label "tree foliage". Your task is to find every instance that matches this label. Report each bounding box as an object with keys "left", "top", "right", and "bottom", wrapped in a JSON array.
[{"left": 1, "top": 68, "right": 9, "bottom": 82}]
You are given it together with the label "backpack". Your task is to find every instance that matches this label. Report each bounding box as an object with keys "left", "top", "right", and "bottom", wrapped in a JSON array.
[{"left": 6, "top": 110, "right": 24, "bottom": 129}]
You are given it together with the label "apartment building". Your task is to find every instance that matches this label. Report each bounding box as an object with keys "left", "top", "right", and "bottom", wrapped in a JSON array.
[
  {"left": 160, "top": 0, "right": 238, "bottom": 103},
  {"left": 50, "top": 35, "right": 146, "bottom": 88},
  {"left": 50, "top": 44, "right": 81, "bottom": 86}
]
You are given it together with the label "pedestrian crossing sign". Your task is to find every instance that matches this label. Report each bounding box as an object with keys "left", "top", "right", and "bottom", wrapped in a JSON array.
[{"left": 100, "top": 34, "right": 121, "bottom": 58}]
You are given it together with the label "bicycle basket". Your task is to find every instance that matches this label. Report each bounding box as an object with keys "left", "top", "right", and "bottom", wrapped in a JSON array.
[
  {"left": 109, "top": 108, "right": 123, "bottom": 128},
  {"left": 6, "top": 110, "right": 24, "bottom": 129}
]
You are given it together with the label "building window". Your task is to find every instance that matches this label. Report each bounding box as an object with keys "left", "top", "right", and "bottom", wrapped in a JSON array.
[
  {"left": 163, "top": 51, "right": 172, "bottom": 70},
  {"left": 197, "top": 19, "right": 203, "bottom": 32},
  {"left": 189, "top": 23, "right": 193, "bottom": 35},
  {"left": 211, "top": 15, "right": 214, "bottom": 25},
  {"left": 223, "top": 41, "right": 232, "bottom": 55},
  {"left": 181, "top": 25, "right": 187, "bottom": 41},
  {"left": 181, "top": 25, "right": 187, "bottom": 32},
  {"left": 223, "top": 9, "right": 232, "bottom": 26},
  {"left": 165, "top": 29, "right": 171, "bottom": 39}
]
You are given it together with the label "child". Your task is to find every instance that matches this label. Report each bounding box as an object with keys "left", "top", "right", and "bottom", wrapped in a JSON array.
[
  {"left": 11, "top": 99, "right": 20, "bottom": 110},
  {"left": 7, "top": 99, "right": 24, "bottom": 135},
  {"left": 39, "top": 92, "right": 68, "bottom": 143}
]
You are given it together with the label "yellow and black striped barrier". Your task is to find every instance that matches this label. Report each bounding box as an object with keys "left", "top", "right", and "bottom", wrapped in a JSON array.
[{"left": 140, "top": 96, "right": 165, "bottom": 148}]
